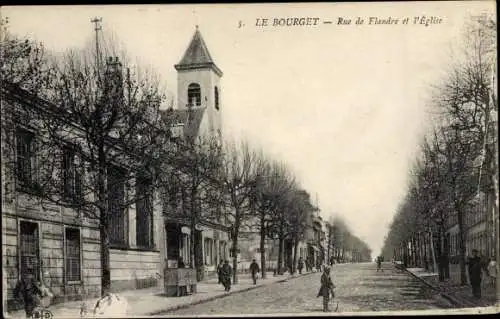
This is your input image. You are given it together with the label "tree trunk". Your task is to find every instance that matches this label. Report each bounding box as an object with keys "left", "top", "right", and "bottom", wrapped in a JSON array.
[
  {"left": 457, "top": 207, "right": 467, "bottom": 285},
  {"left": 417, "top": 234, "right": 422, "bottom": 267},
  {"left": 232, "top": 227, "right": 238, "bottom": 284},
  {"left": 98, "top": 148, "right": 110, "bottom": 297},
  {"left": 443, "top": 234, "right": 450, "bottom": 279},
  {"left": 259, "top": 212, "right": 266, "bottom": 279},
  {"left": 423, "top": 233, "right": 429, "bottom": 270},
  {"left": 277, "top": 212, "right": 285, "bottom": 275},
  {"left": 190, "top": 218, "right": 196, "bottom": 270},
  {"left": 412, "top": 238, "right": 416, "bottom": 267},
  {"left": 99, "top": 220, "right": 110, "bottom": 296},
  {"left": 277, "top": 235, "right": 284, "bottom": 275},
  {"left": 292, "top": 236, "right": 299, "bottom": 274},
  {"left": 437, "top": 227, "right": 445, "bottom": 282},
  {"left": 403, "top": 240, "right": 409, "bottom": 268}
]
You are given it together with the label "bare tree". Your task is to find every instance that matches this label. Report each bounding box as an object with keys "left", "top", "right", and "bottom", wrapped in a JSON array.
[
  {"left": 219, "top": 140, "right": 263, "bottom": 284},
  {"left": 288, "top": 189, "right": 314, "bottom": 273},
  {"left": 160, "top": 133, "right": 224, "bottom": 281},
  {"left": 2, "top": 23, "right": 172, "bottom": 297}
]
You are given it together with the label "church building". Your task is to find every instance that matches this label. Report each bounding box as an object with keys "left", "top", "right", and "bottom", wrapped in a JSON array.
[{"left": 161, "top": 26, "right": 230, "bottom": 280}]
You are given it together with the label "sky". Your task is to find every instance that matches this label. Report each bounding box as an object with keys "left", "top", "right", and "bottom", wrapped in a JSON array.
[{"left": 3, "top": 2, "right": 496, "bottom": 257}]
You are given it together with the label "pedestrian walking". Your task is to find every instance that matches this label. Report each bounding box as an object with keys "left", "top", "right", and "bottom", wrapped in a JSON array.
[
  {"left": 221, "top": 260, "right": 233, "bottom": 292},
  {"left": 376, "top": 256, "right": 383, "bottom": 272},
  {"left": 316, "top": 266, "right": 335, "bottom": 312},
  {"left": 14, "top": 267, "right": 44, "bottom": 318},
  {"left": 467, "top": 249, "right": 488, "bottom": 299},
  {"left": 217, "top": 260, "right": 224, "bottom": 284},
  {"left": 249, "top": 259, "right": 260, "bottom": 285},
  {"left": 298, "top": 257, "right": 304, "bottom": 275}
]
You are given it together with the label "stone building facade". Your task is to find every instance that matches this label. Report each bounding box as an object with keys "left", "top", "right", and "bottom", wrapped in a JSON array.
[{"left": 1, "top": 81, "right": 163, "bottom": 311}]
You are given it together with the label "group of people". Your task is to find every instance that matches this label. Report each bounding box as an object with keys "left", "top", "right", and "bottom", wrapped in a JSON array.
[
  {"left": 217, "top": 260, "right": 234, "bottom": 291},
  {"left": 467, "top": 249, "right": 497, "bottom": 300}
]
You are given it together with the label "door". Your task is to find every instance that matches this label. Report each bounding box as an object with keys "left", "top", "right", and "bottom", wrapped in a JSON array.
[{"left": 19, "top": 221, "right": 40, "bottom": 280}]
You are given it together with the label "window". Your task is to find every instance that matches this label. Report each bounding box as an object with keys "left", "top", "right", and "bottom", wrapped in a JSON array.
[
  {"left": 62, "top": 147, "right": 83, "bottom": 202},
  {"left": 136, "top": 175, "right": 154, "bottom": 248},
  {"left": 65, "top": 228, "right": 81, "bottom": 282},
  {"left": 214, "top": 86, "right": 220, "bottom": 110},
  {"left": 187, "top": 83, "right": 201, "bottom": 106},
  {"left": 19, "top": 221, "right": 39, "bottom": 280},
  {"left": 204, "top": 238, "right": 213, "bottom": 265},
  {"left": 16, "top": 129, "right": 37, "bottom": 187},
  {"left": 219, "top": 241, "right": 227, "bottom": 261},
  {"left": 108, "top": 166, "right": 127, "bottom": 246},
  {"left": 180, "top": 234, "right": 190, "bottom": 265}
]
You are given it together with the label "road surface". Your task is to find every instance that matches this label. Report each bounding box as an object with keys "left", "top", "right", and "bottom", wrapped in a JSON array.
[{"left": 162, "top": 262, "right": 451, "bottom": 315}]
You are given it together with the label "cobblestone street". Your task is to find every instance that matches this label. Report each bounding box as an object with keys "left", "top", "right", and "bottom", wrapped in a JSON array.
[{"left": 163, "top": 263, "right": 450, "bottom": 315}]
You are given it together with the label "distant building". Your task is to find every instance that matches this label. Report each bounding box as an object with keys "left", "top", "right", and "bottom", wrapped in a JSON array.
[{"left": 447, "top": 191, "right": 492, "bottom": 263}]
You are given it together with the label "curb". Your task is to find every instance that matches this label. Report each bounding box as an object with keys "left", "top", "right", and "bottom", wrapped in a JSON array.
[
  {"left": 147, "top": 271, "right": 316, "bottom": 315},
  {"left": 397, "top": 266, "right": 474, "bottom": 308}
]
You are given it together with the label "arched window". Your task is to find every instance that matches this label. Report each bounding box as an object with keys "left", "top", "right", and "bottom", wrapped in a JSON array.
[
  {"left": 214, "top": 86, "right": 220, "bottom": 110},
  {"left": 187, "top": 83, "right": 201, "bottom": 106}
]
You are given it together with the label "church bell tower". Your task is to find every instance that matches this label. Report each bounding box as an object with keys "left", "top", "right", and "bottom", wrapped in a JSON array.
[{"left": 174, "top": 26, "right": 223, "bottom": 139}]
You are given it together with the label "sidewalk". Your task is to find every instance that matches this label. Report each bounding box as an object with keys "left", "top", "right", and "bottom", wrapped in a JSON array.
[
  {"left": 5, "top": 271, "right": 315, "bottom": 318},
  {"left": 402, "top": 264, "right": 497, "bottom": 309}
]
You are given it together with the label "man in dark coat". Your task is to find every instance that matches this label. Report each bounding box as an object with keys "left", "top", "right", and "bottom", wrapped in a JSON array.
[
  {"left": 14, "top": 267, "right": 43, "bottom": 318},
  {"left": 249, "top": 259, "right": 260, "bottom": 285},
  {"left": 221, "top": 260, "right": 233, "bottom": 292},
  {"left": 317, "top": 266, "right": 335, "bottom": 312},
  {"left": 298, "top": 257, "right": 304, "bottom": 274},
  {"left": 467, "top": 249, "right": 487, "bottom": 299}
]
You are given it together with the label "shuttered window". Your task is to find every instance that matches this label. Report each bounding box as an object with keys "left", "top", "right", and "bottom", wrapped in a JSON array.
[
  {"left": 16, "top": 129, "right": 37, "bottom": 188},
  {"left": 65, "top": 228, "right": 81, "bottom": 282},
  {"left": 136, "top": 176, "right": 154, "bottom": 248},
  {"left": 108, "top": 166, "right": 127, "bottom": 246},
  {"left": 20, "top": 221, "right": 39, "bottom": 280}
]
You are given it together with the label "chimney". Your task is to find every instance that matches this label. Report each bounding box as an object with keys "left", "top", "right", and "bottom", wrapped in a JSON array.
[{"left": 104, "top": 56, "right": 124, "bottom": 102}]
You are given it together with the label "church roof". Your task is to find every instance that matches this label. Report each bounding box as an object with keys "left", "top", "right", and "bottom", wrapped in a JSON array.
[
  {"left": 175, "top": 26, "right": 223, "bottom": 77},
  {"left": 161, "top": 107, "right": 206, "bottom": 142}
]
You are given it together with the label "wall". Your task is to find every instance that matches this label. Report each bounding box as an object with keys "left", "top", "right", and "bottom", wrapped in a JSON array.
[
  {"left": 109, "top": 249, "right": 160, "bottom": 292},
  {"left": 2, "top": 195, "right": 102, "bottom": 311}
]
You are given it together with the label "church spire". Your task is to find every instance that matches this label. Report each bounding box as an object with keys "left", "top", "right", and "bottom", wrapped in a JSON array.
[{"left": 175, "top": 26, "right": 223, "bottom": 77}]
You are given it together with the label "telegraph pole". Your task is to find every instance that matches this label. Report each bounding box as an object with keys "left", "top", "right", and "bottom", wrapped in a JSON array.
[{"left": 91, "top": 17, "right": 103, "bottom": 83}]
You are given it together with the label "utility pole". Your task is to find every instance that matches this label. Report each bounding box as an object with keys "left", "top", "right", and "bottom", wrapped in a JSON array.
[
  {"left": 91, "top": 17, "right": 103, "bottom": 83},
  {"left": 488, "top": 56, "right": 499, "bottom": 307}
]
